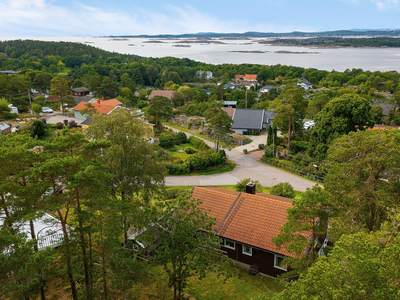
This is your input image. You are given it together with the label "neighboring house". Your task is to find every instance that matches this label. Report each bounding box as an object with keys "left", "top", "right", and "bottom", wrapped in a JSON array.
[
  {"left": 244, "top": 82, "right": 256, "bottom": 90},
  {"left": 235, "top": 75, "right": 244, "bottom": 80},
  {"left": 196, "top": 70, "right": 213, "bottom": 80},
  {"left": 0, "top": 70, "right": 20, "bottom": 75},
  {"left": 259, "top": 85, "right": 275, "bottom": 93},
  {"left": 192, "top": 186, "right": 295, "bottom": 277},
  {"left": 0, "top": 209, "right": 66, "bottom": 251},
  {"left": 221, "top": 107, "right": 236, "bottom": 119},
  {"left": 148, "top": 90, "right": 177, "bottom": 101},
  {"left": 224, "top": 83, "right": 236, "bottom": 89},
  {"left": 71, "top": 87, "right": 90, "bottom": 96},
  {"left": 297, "top": 78, "right": 312, "bottom": 90},
  {"left": 244, "top": 74, "right": 257, "bottom": 82},
  {"left": 72, "top": 98, "right": 122, "bottom": 120},
  {"left": 224, "top": 101, "right": 237, "bottom": 108},
  {"left": 0, "top": 123, "right": 11, "bottom": 135},
  {"left": 231, "top": 109, "right": 275, "bottom": 135}
]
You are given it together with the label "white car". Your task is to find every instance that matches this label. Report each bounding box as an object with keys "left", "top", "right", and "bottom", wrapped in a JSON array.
[
  {"left": 42, "top": 107, "right": 53, "bottom": 113},
  {"left": 303, "top": 121, "right": 315, "bottom": 130}
]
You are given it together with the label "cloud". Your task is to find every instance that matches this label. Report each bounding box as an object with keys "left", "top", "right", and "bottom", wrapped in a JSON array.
[
  {"left": 371, "top": 0, "right": 398, "bottom": 10},
  {"left": 0, "top": 1, "right": 247, "bottom": 36}
]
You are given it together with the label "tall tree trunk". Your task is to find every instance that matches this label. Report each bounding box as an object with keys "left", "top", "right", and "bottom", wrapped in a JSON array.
[
  {"left": 58, "top": 210, "right": 78, "bottom": 300},
  {"left": 29, "top": 219, "right": 46, "bottom": 300},
  {"left": 99, "top": 210, "right": 108, "bottom": 300},
  {"left": 75, "top": 190, "right": 91, "bottom": 299}
]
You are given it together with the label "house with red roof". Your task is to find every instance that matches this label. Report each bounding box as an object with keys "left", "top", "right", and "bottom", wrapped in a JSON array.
[
  {"left": 192, "top": 185, "right": 296, "bottom": 277},
  {"left": 244, "top": 74, "right": 257, "bottom": 82},
  {"left": 148, "top": 90, "right": 177, "bottom": 101},
  {"left": 72, "top": 98, "right": 122, "bottom": 120}
]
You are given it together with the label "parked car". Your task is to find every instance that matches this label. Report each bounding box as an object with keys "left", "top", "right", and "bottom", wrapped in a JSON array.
[
  {"left": 303, "top": 121, "right": 315, "bottom": 130},
  {"left": 42, "top": 107, "right": 53, "bottom": 113},
  {"left": 44, "top": 186, "right": 63, "bottom": 196}
]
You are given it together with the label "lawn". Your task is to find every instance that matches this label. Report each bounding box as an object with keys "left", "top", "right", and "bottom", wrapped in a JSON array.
[
  {"left": 166, "top": 185, "right": 303, "bottom": 200},
  {"left": 134, "top": 262, "right": 284, "bottom": 300}
]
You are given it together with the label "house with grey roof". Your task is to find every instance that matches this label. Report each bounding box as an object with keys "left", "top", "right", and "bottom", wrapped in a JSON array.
[
  {"left": 0, "top": 123, "right": 11, "bottom": 135},
  {"left": 231, "top": 109, "right": 275, "bottom": 135},
  {"left": 224, "top": 101, "right": 237, "bottom": 108},
  {"left": 372, "top": 101, "right": 396, "bottom": 116}
]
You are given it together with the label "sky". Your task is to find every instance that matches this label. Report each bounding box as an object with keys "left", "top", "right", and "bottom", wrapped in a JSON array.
[{"left": 0, "top": 0, "right": 399, "bottom": 37}]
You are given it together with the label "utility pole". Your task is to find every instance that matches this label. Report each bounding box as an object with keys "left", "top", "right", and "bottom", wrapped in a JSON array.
[
  {"left": 245, "top": 89, "right": 247, "bottom": 109},
  {"left": 28, "top": 89, "right": 32, "bottom": 116}
]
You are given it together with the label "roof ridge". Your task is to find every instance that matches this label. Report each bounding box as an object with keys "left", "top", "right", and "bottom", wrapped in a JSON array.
[{"left": 217, "top": 193, "right": 246, "bottom": 236}]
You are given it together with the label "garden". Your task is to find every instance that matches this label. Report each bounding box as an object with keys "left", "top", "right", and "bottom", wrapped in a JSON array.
[{"left": 157, "top": 131, "right": 235, "bottom": 175}]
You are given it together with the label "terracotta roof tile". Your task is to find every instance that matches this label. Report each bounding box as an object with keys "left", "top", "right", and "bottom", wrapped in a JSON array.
[
  {"left": 244, "top": 74, "right": 257, "bottom": 81},
  {"left": 192, "top": 187, "right": 296, "bottom": 257},
  {"left": 148, "top": 90, "right": 176, "bottom": 100},
  {"left": 73, "top": 98, "right": 122, "bottom": 115}
]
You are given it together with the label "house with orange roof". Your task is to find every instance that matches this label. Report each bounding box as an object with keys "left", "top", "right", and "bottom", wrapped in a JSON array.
[
  {"left": 128, "top": 184, "right": 317, "bottom": 277},
  {"left": 244, "top": 74, "right": 257, "bottom": 82},
  {"left": 72, "top": 98, "right": 122, "bottom": 120},
  {"left": 192, "top": 185, "right": 296, "bottom": 277},
  {"left": 148, "top": 90, "right": 177, "bottom": 101}
]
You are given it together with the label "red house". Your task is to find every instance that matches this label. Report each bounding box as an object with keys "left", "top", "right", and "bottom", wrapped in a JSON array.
[{"left": 71, "top": 87, "right": 90, "bottom": 96}]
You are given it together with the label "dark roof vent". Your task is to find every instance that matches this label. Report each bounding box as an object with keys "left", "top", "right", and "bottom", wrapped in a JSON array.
[{"left": 246, "top": 182, "right": 256, "bottom": 194}]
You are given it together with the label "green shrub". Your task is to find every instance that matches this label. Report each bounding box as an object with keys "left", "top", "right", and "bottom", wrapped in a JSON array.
[
  {"left": 166, "top": 163, "right": 190, "bottom": 175},
  {"left": 175, "top": 131, "right": 187, "bottom": 144},
  {"left": 290, "top": 140, "right": 309, "bottom": 153},
  {"left": 270, "top": 182, "right": 296, "bottom": 199},
  {"left": 184, "top": 147, "right": 196, "bottom": 154},
  {"left": 159, "top": 133, "right": 175, "bottom": 149},
  {"left": 187, "top": 121, "right": 192, "bottom": 129},
  {"left": 234, "top": 178, "right": 262, "bottom": 192},
  {"left": 188, "top": 136, "right": 210, "bottom": 150},
  {"left": 251, "top": 130, "right": 260, "bottom": 135},
  {"left": 243, "top": 149, "right": 248, "bottom": 154},
  {"left": 195, "top": 120, "right": 201, "bottom": 126},
  {"left": 258, "top": 144, "right": 265, "bottom": 150},
  {"left": 31, "top": 120, "right": 46, "bottom": 138},
  {"left": 1, "top": 112, "right": 18, "bottom": 120}
]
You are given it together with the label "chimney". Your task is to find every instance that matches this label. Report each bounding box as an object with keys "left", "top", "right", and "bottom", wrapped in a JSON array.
[
  {"left": 246, "top": 182, "right": 256, "bottom": 194},
  {"left": 97, "top": 99, "right": 100, "bottom": 104}
]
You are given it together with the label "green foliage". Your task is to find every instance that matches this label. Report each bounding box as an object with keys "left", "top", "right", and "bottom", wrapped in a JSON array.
[
  {"left": 234, "top": 178, "right": 262, "bottom": 192},
  {"left": 184, "top": 147, "right": 196, "bottom": 154},
  {"left": 188, "top": 136, "right": 211, "bottom": 150},
  {"left": 175, "top": 131, "right": 187, "bottom": 144},
  {"left": 308, "top": 94, "right": 374, "bottom": 159},
  {"left": 258, "top": 144, "right": 265, "bottom": 150},
  {"left": 243, "top": 149, "right": 248, "bottom": 154},
  {"left": 289, "top": 140, "right": 308, "bottom": 153},
  {"left": 267, "top": 125, "right": 273, "bottom": 146},
  {"left": 32, "top": 103, "right": 41, "bottom": 115},
  {"left": 147, "top": 96, "right": 173, "bottom": 125},
  {"left": 159, "top": 132, "right": 176, "bottom": 149},
  {"left": 0, "top": 97, "right": 11, "bottom": 114},
  {"left": 270, "top": 182, "right": 296, "bottom": 199},
  {"left": 205, "top": 101, "right": 233, "bottom": 151},
  {"left": 273, "top": 185, "right": 331, "bottom": 273},
  {"left": 273, "top": 221, "right": 400, "bottom": 300},
  {"left": 31, "top": 120, "right": 46, "bottom": 138},
  {"left": 325, "top": 129, "right": 400, "bottom": 234},
  {"left": 155, "top": 195, "right": 232, "bottom": 300},
  {"left": 187, "top": 120, "right": 192, "bottom": 129}
]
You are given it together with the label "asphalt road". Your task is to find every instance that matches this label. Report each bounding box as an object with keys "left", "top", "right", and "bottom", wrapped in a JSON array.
[{"left": 165, "top": 128, "right": 317, "bottom": 192}]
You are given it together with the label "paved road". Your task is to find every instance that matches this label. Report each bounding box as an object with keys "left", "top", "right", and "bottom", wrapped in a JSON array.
[{"left": 165, "top": 128, "right": 317, "bottom": 192}]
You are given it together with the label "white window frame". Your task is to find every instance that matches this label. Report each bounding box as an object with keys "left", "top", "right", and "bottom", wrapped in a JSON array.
[
  {"left": 274, "top": 255, "right": 287, "bottom": 271},
  {"left": 242, "top": 245, "right": 252, "bottom": 256},
  {"left": 224, "top": 239, "right": 235, "bottom": 250}
]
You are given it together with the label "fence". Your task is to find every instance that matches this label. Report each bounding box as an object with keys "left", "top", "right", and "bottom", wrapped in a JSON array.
[{"left": 261, "top": 157, "right": 325, "bottom": 183}]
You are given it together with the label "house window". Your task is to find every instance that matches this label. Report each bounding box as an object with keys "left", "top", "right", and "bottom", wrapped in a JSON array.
[
  {"left": 242, "top": 245, "right": 252, "bottom": 256},
  {"left": 224, "top": 239, "right": 235, "bottom": 250},
  {"left": 274, "top": 255, "right": 287, "bottom": 271}
]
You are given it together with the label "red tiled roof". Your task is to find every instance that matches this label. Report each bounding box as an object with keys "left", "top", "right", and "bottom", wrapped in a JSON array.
[
  {"left": 244, "top": 74, "right": 257, "bottom": 81},
  {"left": 193, "top": 186, "right": 296, "bottom": 257},
  {"left": 148, "top": 90, "right": 176, "bottom": 100},
  {"left": 73, "top": 98, "right": 122, "bottom": 115},
  {"left": 221, "top": 107, "right": 235, "bottom": 119},
  {"left": 235, "top": 75, "right": 244, "bottom": 79}
]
